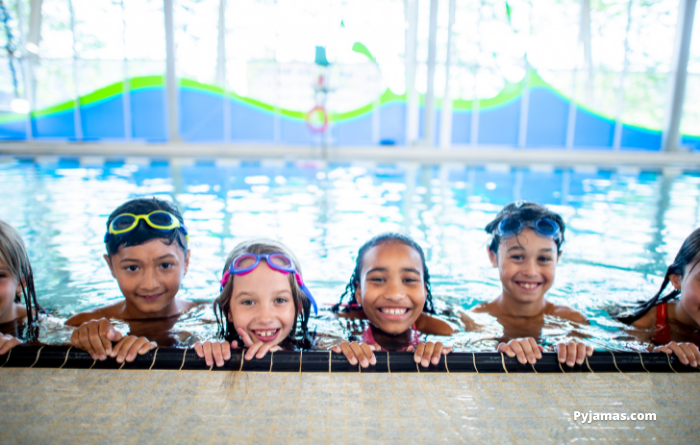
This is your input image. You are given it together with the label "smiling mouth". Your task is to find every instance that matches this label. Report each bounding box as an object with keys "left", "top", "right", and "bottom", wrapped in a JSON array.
[
  {"left": 251, "top": 329, "right": 280, "bottom": 342},
  {"left": 138, "top": 293, "right": 163, "bottom": 301},
  {"left": 378, "top": 307, "right": 411, "bottom": 320},
  {"left": 515, "top": 282, "right": 542, "bottom": 291}
]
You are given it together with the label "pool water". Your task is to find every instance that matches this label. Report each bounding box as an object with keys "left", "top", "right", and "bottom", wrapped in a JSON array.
[{"left": 1, "top": 156, "right": 699, "bottom": 351}]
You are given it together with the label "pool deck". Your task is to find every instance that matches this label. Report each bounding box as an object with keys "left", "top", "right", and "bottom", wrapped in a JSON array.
[
  {"left": 1, "top": 367, "right": 698, "bottom": 445},
  {"left": 1, "top": 141, "right": 700, "bottom": 169}
]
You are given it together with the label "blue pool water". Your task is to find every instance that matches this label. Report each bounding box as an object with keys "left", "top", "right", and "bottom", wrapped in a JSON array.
[{"left": 1, "top": 156, "right": 698, "bottom": 351}]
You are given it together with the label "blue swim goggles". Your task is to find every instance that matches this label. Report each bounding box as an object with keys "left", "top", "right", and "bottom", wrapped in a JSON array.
[
  {"left": 497, "top": 217, "right": 561, "bottom": 240},
  {"left": 219, "top": 252, "right": 318, "bottom": 315}
]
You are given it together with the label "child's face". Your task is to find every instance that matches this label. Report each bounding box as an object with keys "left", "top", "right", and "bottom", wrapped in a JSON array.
[
  {"left": 673, "top": 260, "right": 700, "bottom": 326},
  {"left": 489, "top": 228, "right": 559, "bottom": 304},
  {"left": 356, "top": 241, "right": 426, "bottom": 335},
  {"left": 0, "top": 258, "right": 21, "bottom": 323},
  {"left": 228, "top": 261, "right": 297, "bottom": 346},
  {"left": 105, "top": 239, "right": 189, "bottom": 316}
]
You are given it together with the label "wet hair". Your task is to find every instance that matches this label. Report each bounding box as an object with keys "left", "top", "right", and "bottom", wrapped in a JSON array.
[
  {"left": 485, "top": 201, "right": 566, "bottom": 254},
  {"left": 616, "top": 228, "right": 700, "bottom": 325},
  {"left": 0, "top": 220, "right": 41, "bottom": 329},
  {"left": 331, "top": 232, "right": 436, "bottom": 314},
  {"left": 214, "top": 238, "right": 312, "bottom": 348},
  {"left": 105, "top": 197, "right": 187, "bottom": 256}
]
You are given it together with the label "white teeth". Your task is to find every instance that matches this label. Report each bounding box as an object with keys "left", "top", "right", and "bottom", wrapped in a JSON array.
[
  {"left": 520, "top": 283, "right": 538, "bottom": 289},
  {"left": 382, "top": 308, "right": 408, "bottom": 315},
  {"left": 255, "top": 330, "right": 277, "bottom": 337}
]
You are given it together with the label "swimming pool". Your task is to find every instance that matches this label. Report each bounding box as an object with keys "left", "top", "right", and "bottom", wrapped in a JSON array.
[{"left": 1, "top": 155, "right": 698, "bottom": 351}]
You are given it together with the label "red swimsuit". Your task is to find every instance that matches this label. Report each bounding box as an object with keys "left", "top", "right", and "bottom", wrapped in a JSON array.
[{"left": 654, "top": 302, "right": 672, "bottom": 345}]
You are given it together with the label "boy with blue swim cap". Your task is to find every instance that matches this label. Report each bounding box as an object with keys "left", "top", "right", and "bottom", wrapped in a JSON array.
[{"left": 67, "top": 197, "right": 201, "bottom": 363}]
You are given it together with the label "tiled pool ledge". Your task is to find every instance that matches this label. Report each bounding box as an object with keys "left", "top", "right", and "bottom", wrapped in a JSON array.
[{"left": 2, "top": 346, "right": 697, "bottom": 374}]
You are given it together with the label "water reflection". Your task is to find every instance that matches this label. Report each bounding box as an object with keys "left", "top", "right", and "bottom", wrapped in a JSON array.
[{"left": 0, "top": 157, "right": 698, "bottom": 351}]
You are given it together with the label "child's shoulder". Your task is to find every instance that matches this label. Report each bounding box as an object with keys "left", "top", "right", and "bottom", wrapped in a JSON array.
[
  {"left": 65, "top": 302, "right": 125, "bottom": 326},
  {"left": 546, "top": 301, "right": 588, "bottom": 324},
  {"left": 415, "top": 313, "right": 457, "bottom": 336}
]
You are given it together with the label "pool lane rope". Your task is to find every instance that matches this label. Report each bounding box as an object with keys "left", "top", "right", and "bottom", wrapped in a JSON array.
[
  {"left": 637, "top": 352, "right": 649, "bottom": 373},
  {"left": 0, "top": 349, "right": 10, "bottom": 368},
  {"left": 149, "top": 348, "right": 159, "bottom": 371},
  {"left": 178, "top": 347, "right": 187, "bottom": 371},
  {"left": 500, "top": 353, "right": 508, "bottom": 374},
  {"left": 610, "top": 351, "right": 622, "bottom": 373},
  {"left": 472, "top": 352, "right": 478, "bottom": 373}
]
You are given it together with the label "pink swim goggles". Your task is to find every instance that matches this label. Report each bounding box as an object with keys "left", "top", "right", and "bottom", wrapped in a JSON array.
[{"left": 220, "top": 252, "right": 318, "bottom": 315}]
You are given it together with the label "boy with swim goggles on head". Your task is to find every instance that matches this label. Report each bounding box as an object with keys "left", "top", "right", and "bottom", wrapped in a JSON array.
[
  {"left": 461, "top": 201, "right": 594, "bottom": 368},
  {"left": 68, "top": 197, "right": 203, "bottom": 363},
  {"left": 194, "top": 238, "right": 317, "bottom": 366}
]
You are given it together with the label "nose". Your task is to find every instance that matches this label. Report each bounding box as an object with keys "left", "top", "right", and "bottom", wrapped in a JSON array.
[
  {"left": 140, "top": 266, "right": 159, "bottom": 291},
  {"left": 383, "top": 279, "right": 407, "bottom": 301},
  {"left": 521, "top": 259, "right": 538, "bottom": 277},
  {"left": 254, "top": 302, "right": 275, "bottom": 324}
]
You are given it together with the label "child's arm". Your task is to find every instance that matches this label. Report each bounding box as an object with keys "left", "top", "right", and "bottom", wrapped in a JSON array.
[
  {"left": 654, "top": 341, "right": 700, "bottom": 367},
  {"left": 329, "top": 341, "right": 377, "bottom": 368},
  {"left": 0, "top": 333, "right": 21, "bottom": 355},
  {"left": 193, "top": 340, "right": 239, "bottom": 367}
]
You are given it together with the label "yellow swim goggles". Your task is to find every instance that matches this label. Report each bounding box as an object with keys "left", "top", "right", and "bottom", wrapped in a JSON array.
[{"left": 104, "top": 210, "right": 189, "bottom": 243}]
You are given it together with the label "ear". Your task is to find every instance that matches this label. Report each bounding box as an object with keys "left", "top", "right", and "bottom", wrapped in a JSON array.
[
  {"left": 670, "top": 273, "right": 682, "bottom": 291},
  {"left": 15, "top": 280, "right": 23, "bottom": 298},
  {"left": 353, "top": 281, "right": 361, "bottom": 304},
  {"left": 183, "top": 250, "right": 191, "bottom": 275},
  {"left": 104, "top": 254, "right": 117, "bottom": 279},
  {"left": 487, "top": 246, "right": 498, "bottom": 268},
  {"left": 556, "top": 250, "right": 563, "bottom": 264}
]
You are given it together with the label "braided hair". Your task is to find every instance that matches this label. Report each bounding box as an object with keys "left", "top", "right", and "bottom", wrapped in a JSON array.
[
  {"left": 616, "top": 227, "right": 700, "bottom": 324},
  {"left": 331, "top": 233, "right": 436, "bottom": 315}
]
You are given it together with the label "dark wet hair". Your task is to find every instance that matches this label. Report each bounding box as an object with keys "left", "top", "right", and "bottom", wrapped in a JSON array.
[
  {"left": 214, "top": 238, "right": 312, "bottom": 349},
  {"left": 485, "top": 201, "right": 566, "bottom": 254},
  {"left": 331, "top": 232, "right": 436, "bottom": 314},
  {"left": 105, "top": 198, "right": 188, "bottom": 256},
  {"left": 0, "top": 220, "right": 42, "bottom": 334},
  {"left": 616, "top": 228, "right": 700, "bottom": 325}
]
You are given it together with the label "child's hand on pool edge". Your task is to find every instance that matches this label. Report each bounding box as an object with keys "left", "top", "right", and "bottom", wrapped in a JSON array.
[
  {"left": 555, "top": 341, "right": 593, "bottom": 367},
  {"left": 194, "top": 340, "right": 239, "bottom": 367},
  {"left": 409, "top": 342, "right": 452, "bottom": 368},
  {"left": 70, "top": 318, "right": 123, "bottom": 360},
  {"left": 654, "top": 341, "right": 700, "bottom": 367},
  {"left": 109, "top": 335, "right": 157, "bottom": 363},
  {"left": 329, "top": 341, "right": 377, "bottom": 368},
  {"left": 0, "top": 333, "right": 21, "bottom": 355},
  {"left": 498, "top": 338, "right": 543, "bottom": 365},
  {"left": 237, "top": 327, "right": 282, "bottom": 360}
]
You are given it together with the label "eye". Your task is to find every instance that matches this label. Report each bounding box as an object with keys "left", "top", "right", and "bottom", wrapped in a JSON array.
[
  {"left": 403, "top": 277, "right": 419, "bottom": 283},
  {"left": 125, "top": 265, "right": 139, "bottom": 272},
  {"left": 368, "top": 276, "right": 385, "bottom": 283},
  {"left": 160, "top": 262, "right": 174, "bottom": 269},
  {"left": 240, "top": 299, "right": 254, "bottom": 306},
  {"left": 510, "top": 255, "right": 523, "bottom": 261},
  {"left": 274, "top": 297, "right": 288, "bottom": 304},
  {"left": 538, "top": 256, "right": 552, "bottom": 263}
]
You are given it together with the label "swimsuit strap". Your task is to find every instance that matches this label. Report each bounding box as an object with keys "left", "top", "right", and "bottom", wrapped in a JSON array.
[{"left": 655, "top": 302, "right": 667, "bottom": 329}]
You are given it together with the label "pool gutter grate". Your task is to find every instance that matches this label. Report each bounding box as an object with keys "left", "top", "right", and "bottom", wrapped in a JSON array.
[{"left": 1, "top": 345, "right": 696, "bottom": 373}]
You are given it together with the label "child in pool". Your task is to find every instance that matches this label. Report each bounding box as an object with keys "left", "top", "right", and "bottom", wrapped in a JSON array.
[
  {"left": 67, "top": 197, "right": 199, "bottom": 363},
  {"left": 0, "top": 220, "right": 41, "bottom": 354},
  {"left": 330, "top": 233, "right": 456, "bottom": 369},
  {"left": 462, "top": 201, "right": 593, "bottom": 367},
  {"left": 194, "top": 238, "right": 316, "bottom": 367},
  {"left": 616, "top": 228, "right": 700, "bottom": 367}
]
